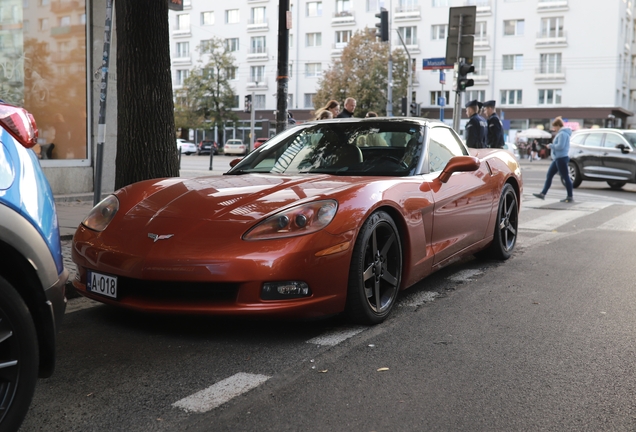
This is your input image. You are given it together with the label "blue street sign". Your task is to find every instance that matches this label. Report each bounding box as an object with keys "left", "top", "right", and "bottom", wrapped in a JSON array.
[
  {"left": 439, "top": 70, "right": 446, "bottom": 84},
  {"left": 423, "top": 57, "right": 454, "bottom": 70},
  {"left": 437, "top": 97, "right": 446, "bottom": 107}
]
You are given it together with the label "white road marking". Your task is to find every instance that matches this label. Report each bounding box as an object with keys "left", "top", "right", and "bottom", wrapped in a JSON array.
[
  {"left": 520, "top": 210, "right": 590, "bottom": 232},
  {"left": 598, "top": 207, "right": 636, "bottom": 232},
  {"left": 172, "top": 372, "right": 270, "bottom": 413},
  {"left": 398, "top": 291, "right": 439, "bottom": 307},
  {"left": 306, "top": 326, "right": 366, "bottom": 346}
]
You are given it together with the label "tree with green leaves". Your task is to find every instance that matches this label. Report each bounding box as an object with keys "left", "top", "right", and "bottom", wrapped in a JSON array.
[
  {"left": 314, "top": 30, "right": 409, "bottom": 117},
  {"left": 175, "top": 37, "right": 238, "bottom": 145}
]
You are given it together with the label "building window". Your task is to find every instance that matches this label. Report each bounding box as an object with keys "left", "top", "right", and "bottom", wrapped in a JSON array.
[
  {"left": 430, "top": 91, "right": 450, "bottom": 105},
  {"left": 366, "top": 0, "right": 379, "bottom": 11},
  {"left": 306, "top": 32, "right": 322, "bottom": 47},
  {"left": 232, "top": 95, "right": 239, "bottom": 109},
  {"left": 432, "top": 0, "right": 450, "bottom": 6},
  {"left": 201, "top": 11, "right": 214, "bottom": 26},
  {"left": 500, "top": 90, "right": 523, "bottom": 105},
  {"left": 336, "top": 0, "right": 351, "bottom": 14},
  {"left": 226, "top": 9, "right": 239, "bottom": 24},
  {"left": 502, "top": 54, "right": 523, "bottom": 71},
  {"left": 335, "top": 30, "right": 352, "bottom": 48},
  {"left": 39, "top": 17, "right": 48, "bottom": 30},
  {"left": 59, "top": 15, "right": 70, "bottom": 26},
  {"left": 254, "top": 95, "right": 266, "bottom": 109},
  {"left": 540, "top": 17, "right": 564, "bottom": 38},
  {"left": 431, "top": 24, "right": 447, "bottom": 40},
  {"left": 473, "top": 56, "right": 486, "bottom": 75},
  {"left": 226, "top": 66, "right": 237, "bottom": 80},
  {"left": 305, "top": 63, "right": 322, "bottom": 77},
  {"left": 475, "top": 21, "right": 487, "bottom": 41},
  {"left": 251, "top": 36, "right": 266, "bottom": 54},
  {"left": 251, "top": 7, "right": 266, "bottom": 24},
  {"left": 466, "top": 90, "right": 485, "bottom": 102},
  {"left": 176, "top": 14, "right": 190, "bottom": 31},
  {"left": 288, "top": 94, "right": 294, "bottom": 108},
  {"left": 175, "top": 69, "right": 189, "bottom": 86},
  {"left": 304, "top": 93, "right": 316, "bottom": 108},
  {"left": 538, "top": 89, "right": 562, "bottom": 105},
  {"left": 398, "top": 26, "right": 417, "bottom": 45},
  {"left": 250, "top": 65, "right": 265, "bottom": 82},
  {"left": 175, "top": 42, "right": 189, "bottom": 58},
  {"left": 200, "top": 40, "right": 213, "bottom": 54},
  {"left": 225, "top": 38, "right": 239, "bottom": 52},
  {"left": 307, "top": 1, "right": 322, "bottom": 16},
  {"left": 540, "top": 53, "right": 562, "bottom": 73},
  {"left": 503, "top": 19, "right": 524, "bottom": 36}
]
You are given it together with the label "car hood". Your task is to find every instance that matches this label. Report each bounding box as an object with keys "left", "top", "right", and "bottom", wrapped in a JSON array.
[{"left": 120, "top": 174, "right": 367, "bottom": 226}]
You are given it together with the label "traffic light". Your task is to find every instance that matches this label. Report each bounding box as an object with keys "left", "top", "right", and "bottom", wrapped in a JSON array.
[
  {"left": 457, "top": 62, "right": 475, "bottom": 92},
  {"left": 375, "top": 8, "right": 388, "bottom": 42},
  {"left": 409, "top": 102, "right": 420, "bottom": 117},
  {"left": 401, "top": 97, "right": 407, "bottom": 116},
  {"left": 244, "top": 94, "right": 252, "bottom": 113}
]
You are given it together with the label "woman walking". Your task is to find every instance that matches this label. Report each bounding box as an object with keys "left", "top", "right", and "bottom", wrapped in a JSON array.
[{"left": 533, "top": 117, "right": 574, "bottom": 203}]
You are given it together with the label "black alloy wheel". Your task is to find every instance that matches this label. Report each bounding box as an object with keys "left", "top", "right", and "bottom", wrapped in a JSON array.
[
  {"left": 346, "top": 211, "right": 402, "bottom": 325},
  {"left": 0, "top": 276, "right": 39, "bottom": 431},
  {"left": 480, "top": 183, "right": 518, "bottom": 260}
]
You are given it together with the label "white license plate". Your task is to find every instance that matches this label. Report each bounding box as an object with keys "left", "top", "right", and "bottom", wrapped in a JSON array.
[{"left": 87, "top": 271, "right": 118, "bottom": 299}]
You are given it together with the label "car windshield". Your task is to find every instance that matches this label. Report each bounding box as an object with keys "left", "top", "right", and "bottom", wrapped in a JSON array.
[
  {"left": 227, "top": 120, "right": 424, "bottom": 176},
  {"left": 622, "top": 132, "right": 636, "bottom": 147}
]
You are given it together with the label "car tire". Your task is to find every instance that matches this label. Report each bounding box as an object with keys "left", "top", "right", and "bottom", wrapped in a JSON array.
[
  {"left": 565, "top": 162, "right": 582, "bottom": 188},
  {"left": 478, "top": 183, "right": 519, "bottom": 260},
  {"left": 346, "top": 211, "right": 402, "bottom": 325},
  {"left": 607, "top": 181, "right": 626, "bottom": 190},
  {"left": 0, "top": 276, "right": 39, "bottom": 431}
]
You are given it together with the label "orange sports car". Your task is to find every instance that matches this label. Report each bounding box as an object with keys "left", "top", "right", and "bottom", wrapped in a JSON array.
[{"left": 72, "top": 118, "right": 522, "bottom": 324}]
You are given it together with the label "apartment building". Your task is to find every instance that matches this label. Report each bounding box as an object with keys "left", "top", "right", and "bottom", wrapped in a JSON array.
[{"left": 170, "top": 0, "right": 636, "bottom": 135}]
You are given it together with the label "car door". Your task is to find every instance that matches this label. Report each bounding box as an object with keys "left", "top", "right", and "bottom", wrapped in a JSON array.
[
  {"left": 571, "top": 132, "right": 604, "bottom": 179},
  {"left": 421, "top": 126, "right": 494, "bottom": 266},
  {"left": 601, "top": 132, "right": 636, "bottom": 181}
]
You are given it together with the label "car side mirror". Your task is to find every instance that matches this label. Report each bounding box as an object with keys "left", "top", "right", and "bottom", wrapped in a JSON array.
[
  {"left": 229, "top": 158, "right": 242, "bottom": 168},
  {"left": 615, "top": 143, "right": 631, "bottom": 154},
  {"left": 437, "top": 155, "right": 480, "bottom": 183}
]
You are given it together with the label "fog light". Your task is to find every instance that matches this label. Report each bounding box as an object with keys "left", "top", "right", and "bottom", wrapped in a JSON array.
[{"left": 262, "top": 281, "right": 311, "bottom": 300}]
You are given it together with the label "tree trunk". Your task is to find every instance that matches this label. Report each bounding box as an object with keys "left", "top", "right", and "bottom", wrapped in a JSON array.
[{"left": 115, "top": 0, "right": 179, "bottom": 190}]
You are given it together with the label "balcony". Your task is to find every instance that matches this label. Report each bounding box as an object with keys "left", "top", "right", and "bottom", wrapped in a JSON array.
[
  {"left": 464, "top": 0, "right": 491, "bottom": 15},
  {"left": 247, "top": 78, "right": 268, "bottom": 90},
  {"left": 50, "top": 24, "right": 85, "bottom": 38},
  {"left": 51, "top": 0, "right": 80, "bottom": 13},
  {"left": 472, "top": 70, "right": 489, "bottom": 84},
  {"left": 247, "top": 47, "right": 268, "bottom": 61},
  {"left": 474, "top": 34, "right": 490, "bottom": 50},
  {"left": 331, "top": 10, "right": 355, "bottom": 25},
  {"left": 247, "top": 18, "right": 269, "bottom": 31},
  {"left": 395, "top": 38, "right": 420, "bottom": 54},
  {"left": 172, "top": 55, "right": 191, "bottom": 65},
  {"left": 537, "top": 0, "right": 569, "bottom": 12},
  {"left": 172, "top": 27, "right": 191, "bottom": 38},
  {"left": 535, "top": 66, "right": 566, "bottom": 83},
  {"left": 535, "top": 30, "right": 567, "bottom": 47},
  {"left": 394, "top": 5, "right": 421, "bottom": 21}
]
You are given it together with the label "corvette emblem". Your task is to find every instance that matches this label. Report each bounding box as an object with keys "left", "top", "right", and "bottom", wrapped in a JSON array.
[{"left": 148, "top": 233, "right": 174, "bottom": 242}]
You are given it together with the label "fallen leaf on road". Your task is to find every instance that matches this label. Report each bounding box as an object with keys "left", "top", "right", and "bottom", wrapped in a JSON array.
[{"left": 377, "top": 367, "right": 389, "bottom": 372}]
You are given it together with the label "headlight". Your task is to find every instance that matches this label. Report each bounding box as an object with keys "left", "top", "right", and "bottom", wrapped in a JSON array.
[
  {"left": 81, "top": 195, "right": 119, "bottom": 232},
  {"left": 243, "top": 200, "right": 338, "bottom": 240}
]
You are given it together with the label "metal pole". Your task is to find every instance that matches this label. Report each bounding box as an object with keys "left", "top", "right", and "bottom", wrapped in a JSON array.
[
  {"left": 93, "top": 0, "right": 113, "bottom": 206},
  {"left": 440, "top": 78, "right": 445, "bottom": 121},
  {"left": 394, "top": 29, "right": 412, "bottom": 115},
  {"left": 250, "top": 88, "right": 255, "bottom": 152},
  {"left": 452, "top": 14, "right": 464, "bottom": 133},
  {"left": 276, "top": 0, "right": 290, "bottom": 133},
  {"left": 387, "top": 55, "right": 393, "bottom": 116}
]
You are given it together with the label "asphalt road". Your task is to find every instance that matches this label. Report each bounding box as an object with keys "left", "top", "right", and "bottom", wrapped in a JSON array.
[{"left": 22, "top": 157, "right": 636, "bottom": 431}]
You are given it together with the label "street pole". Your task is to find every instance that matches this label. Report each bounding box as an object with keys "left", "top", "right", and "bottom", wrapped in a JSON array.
[
  {"left": 93, "top": 0, "right": 113, "bottom": 206},
  {"left": 249, "top": 87, "right": 256, "bottom": 152},
  {"left": 394, "top": 29, "right": 412, "bottom": 115},
  {"left": 276, "top": 0, "right": 290, "bottom": 134},
  {"left": 452, "top": 14, "right": 464, "bottom": 133}
]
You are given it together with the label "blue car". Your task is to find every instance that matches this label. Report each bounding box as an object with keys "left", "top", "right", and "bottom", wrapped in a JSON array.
[{"left": 0, "top": 103, "right": 67, "bottom": 431}]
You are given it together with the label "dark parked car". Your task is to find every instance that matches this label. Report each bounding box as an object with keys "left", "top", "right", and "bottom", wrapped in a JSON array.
[
  {"left": 566, "top": 128, "right": 636, "bottom": 190},
  {"left": 0, "top": 102, "right": 67, "bottom": 430},
  {"left": 198, "top": 139, "right": 219, "bottom": 155}
]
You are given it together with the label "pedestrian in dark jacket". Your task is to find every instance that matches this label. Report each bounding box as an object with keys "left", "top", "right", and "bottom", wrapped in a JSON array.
[
  {"left": 337, "top": 97, "right": 356, "bottom": 118},
  {"left": 464, "top": 100, "right": 487, "bottom": 148},
  {"left": 482, "top": 100, "right": 504, "bottom": 148}
]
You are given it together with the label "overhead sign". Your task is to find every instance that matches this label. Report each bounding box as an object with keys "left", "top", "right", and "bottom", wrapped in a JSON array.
[
  {"left": 422, "top": 58, "right": 454, "bottom": 70},
  {"left": 447, "top": 6, "right": 477, "bottom": 37},
  {"left": 445, "top": 35, "right": 474, "bottom": 65}
]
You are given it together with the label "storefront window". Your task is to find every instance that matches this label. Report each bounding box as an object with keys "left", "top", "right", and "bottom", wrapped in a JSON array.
[{"left": 2, "top": 0, "right": 87, "bottom": 161}]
